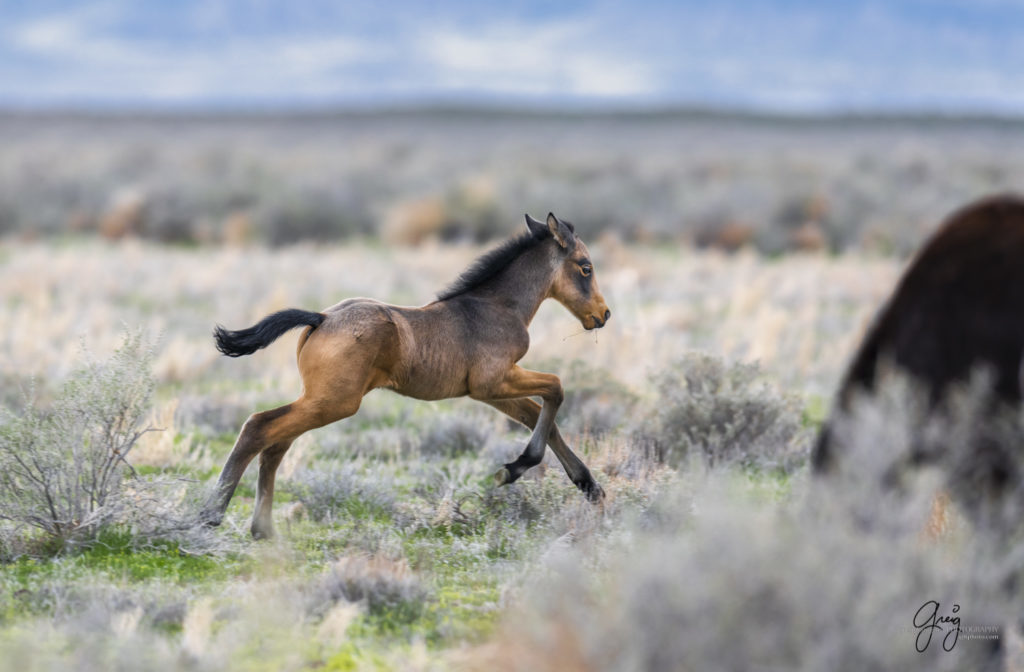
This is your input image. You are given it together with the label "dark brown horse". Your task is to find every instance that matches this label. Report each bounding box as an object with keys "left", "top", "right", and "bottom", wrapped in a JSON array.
[
  {"left": 813, "top": 195, "right": 1024, "bottom": 522},
  {"left": 201, "top": 213, "right": 611, "bottom": 539}
]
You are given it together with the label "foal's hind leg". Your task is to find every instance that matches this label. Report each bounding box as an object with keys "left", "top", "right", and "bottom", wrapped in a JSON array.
[
  {"left": 200, "top": 396, "right": 358, "bottom": 537},
  {"left": 251, "top": 440, "right": 293, "bottom": 540},
  {"left": 200, "top": 404, "right": 294, "bottom": 528},
  {"left": 485, "top": 398, "right": 605, "bottom": 502}
]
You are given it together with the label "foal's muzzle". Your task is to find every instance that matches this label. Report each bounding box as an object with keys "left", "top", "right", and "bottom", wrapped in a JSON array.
[{"left": 586, "top": 308, "right": 612, "bottom": 330}]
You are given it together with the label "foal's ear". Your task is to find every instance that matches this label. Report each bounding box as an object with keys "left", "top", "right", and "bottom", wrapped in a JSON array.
[
  {"left": 547, "top": 212, "right": 576, "bottom": 250},
  {"left": 525, "top": 213, "right": 547, "bottom": 237}
]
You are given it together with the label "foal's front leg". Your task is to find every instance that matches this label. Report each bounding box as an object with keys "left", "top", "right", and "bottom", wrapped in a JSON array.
[
  {"left": 485, "top": 398, "right": 604, "bottom": 502},
  {"left": 472, "top": 365, "right": 564, "bottom": 486}
]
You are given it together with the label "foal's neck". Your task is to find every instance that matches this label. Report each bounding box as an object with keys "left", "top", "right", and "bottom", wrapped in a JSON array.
[{"left": 474, "top": 245, "right": 555, "bottom": 326}]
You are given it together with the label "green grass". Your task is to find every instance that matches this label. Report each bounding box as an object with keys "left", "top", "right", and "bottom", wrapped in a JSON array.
[
  {"left": 3, "top": 530, "right": 237, "bottom": 585},
  {"left": 802, "top": 394, "right": 830, "bottom": 429},
  {"left": 0, "top": 531, "right": 245, "bottom": 626}
]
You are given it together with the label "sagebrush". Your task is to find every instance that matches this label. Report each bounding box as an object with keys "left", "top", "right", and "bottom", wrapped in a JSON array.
[
  {"left": 0, "top": 333, "right": 155, "bottom": 548},
  {"left": 637, "top": 352, "right": 810, "bottom": 471}
]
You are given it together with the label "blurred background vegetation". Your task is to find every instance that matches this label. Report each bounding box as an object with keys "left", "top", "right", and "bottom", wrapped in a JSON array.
[{"left": 3, "top": 110, "right": 1023, "bottom": 256}]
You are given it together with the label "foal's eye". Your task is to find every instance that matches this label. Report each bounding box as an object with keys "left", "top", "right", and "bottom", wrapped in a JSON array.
[{"left": 580, "top": 264, "right": 592, "bottom": 277}]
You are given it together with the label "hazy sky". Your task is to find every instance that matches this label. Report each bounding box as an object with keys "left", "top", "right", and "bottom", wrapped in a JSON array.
[{"left": 2, "top": 0, "right": 1023, "bottom": 113}]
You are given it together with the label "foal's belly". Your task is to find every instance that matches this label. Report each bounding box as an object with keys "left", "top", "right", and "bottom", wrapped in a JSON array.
[
  {"left": 388, "top": 358, "right": 471, "bottom": 401},
  {"left": 374, "top": 302, "right": 478, "bottom": 401}
]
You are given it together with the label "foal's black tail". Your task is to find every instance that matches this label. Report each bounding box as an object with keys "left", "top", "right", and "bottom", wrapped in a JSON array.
[{"left": 214, "top": 309, "right": 325, "bottom": 357}]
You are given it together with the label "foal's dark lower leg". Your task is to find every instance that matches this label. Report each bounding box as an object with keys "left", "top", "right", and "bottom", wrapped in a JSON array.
[{"left": 485, "top": 398, "right": 604, "bottom": 502}]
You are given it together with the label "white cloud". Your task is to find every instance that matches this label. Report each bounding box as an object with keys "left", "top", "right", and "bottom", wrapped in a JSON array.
[
  {"left": 417, "top": 19, "right": 660, "bottom": 98},
  {"left": 3, "top": 4, "right": 383, "bottom": 102},
  {"left": 4, "top": 7, "right": 661, "bottom": 104}
]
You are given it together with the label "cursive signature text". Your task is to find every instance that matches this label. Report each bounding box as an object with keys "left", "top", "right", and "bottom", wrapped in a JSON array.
[{"left": 913, "top": 600, "right": 960, "bottom": 652}]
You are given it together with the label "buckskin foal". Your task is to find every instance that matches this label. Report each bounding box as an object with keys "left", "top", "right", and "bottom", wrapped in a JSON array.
[{"left": 201, "top": 213, "right": 611, "bottom": 539}]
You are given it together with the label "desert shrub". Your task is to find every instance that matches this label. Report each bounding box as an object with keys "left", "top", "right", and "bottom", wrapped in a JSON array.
[
  {"left": 483, "top": 473, "right": 1010, "bottom": 672},
  {"left": 0, "top": 576, "right": 355, "bottom": 672},
  {"left": 480, "top": 484, "right": 545, "bottom": 526},
  {"left": 825, "top": 368, "right": 1024, "bottom": 540},
  {"left": 312, "top": 521, "right": 407, "bottom": 559},
  {"left": 287, "top": 462, "right": 396, "bottom": 522},
  {"left": 938, "top": 396, "right": 1024, "bottom": 537},
  {"left": 0, "top": 334, "right": 228, "bottom": 558},
  {"left": 410, "top": 462, "right": 488, "bottom": 530},
  {"left": 0, "top": 333, "right": 155, "bottom": 549},
  {"left": 0, "top": 371, "right": 34, "bottom": 412},
  {"left": 636, "top": 353, "right": 809, "bottom": 472},
  {"left": 494, "top": 374, "right": 1022, "bottom": 672},
  {"left": 311, "top": 555, "right": 428, "bottom": 623},
  {"left": 9, "top": 567, "right": 195, "bottom": 631},
  {"left": 0, "top": 523, "right": 21, "bottom": 563},
  {"left": 340, "top": 427, "right": 417, "bottom": 461},
  {"left": 480, "top": 462, "right": 601, "bottom": 533},
  {"left": 418, "top": 414, "right": 492, "bottom": 459},
  {"left": 403, "top": 459, "right": 577, "bottom": 565}
]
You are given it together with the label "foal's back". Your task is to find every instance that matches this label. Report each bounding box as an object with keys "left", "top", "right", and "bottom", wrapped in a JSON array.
[{"left": 308, "top": 294, "right": 528, "bottom": 402}]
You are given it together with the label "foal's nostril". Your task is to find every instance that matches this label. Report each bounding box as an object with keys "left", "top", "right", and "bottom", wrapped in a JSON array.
[{"left": 603, "top": 309, "right": 611, "bottom": 322}]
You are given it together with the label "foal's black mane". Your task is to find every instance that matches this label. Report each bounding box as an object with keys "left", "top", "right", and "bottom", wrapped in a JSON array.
[{"left": 437, "top": 229, "right": 550, "bottom": 301}]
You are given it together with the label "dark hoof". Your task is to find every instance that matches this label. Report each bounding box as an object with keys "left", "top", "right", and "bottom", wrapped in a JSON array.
[
  {"left": 198, "top": 510, "right": 223, "bottom": 528},
  {"left": 492, "top": 467, "right": 512, "bottom": 486},
  {"left": 579, "top": 479, "right": 605, "bottom": 504}
]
